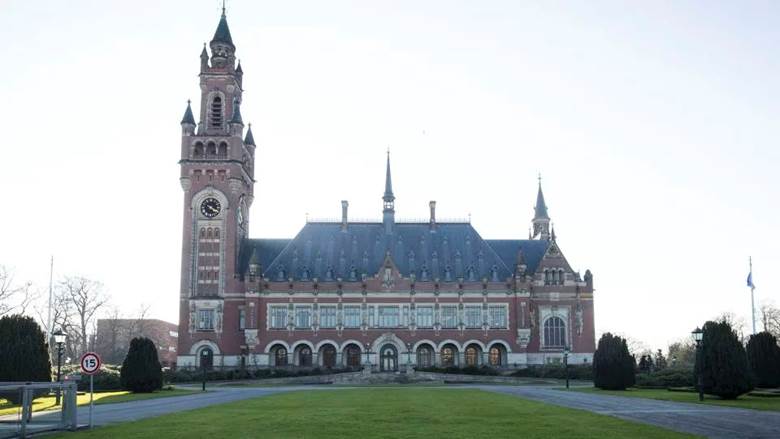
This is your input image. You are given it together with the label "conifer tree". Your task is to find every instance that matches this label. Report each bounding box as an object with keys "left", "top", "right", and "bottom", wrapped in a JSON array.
[
  {"left": 0, "top": 315, "right": 51, "bottom": 403},
  {"left": 746, "top": 331, "right": 780, "bottom": 388},
  {"left": 120, "top": 337, "right": 163, "bottom": 393},
  {"left": 695, "top": 320, "right": 753, "bottom": 399},
  {"left": 593, "top": 333, "right": 636, "bottom": 390}
]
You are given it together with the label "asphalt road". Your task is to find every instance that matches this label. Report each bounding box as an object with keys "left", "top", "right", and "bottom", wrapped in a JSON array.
[
  {"left": 478, "top": 385, "right": 780, "bottom": 439},
  {"left": 6, "top": 384, "right": 780, "bottom": 438}
]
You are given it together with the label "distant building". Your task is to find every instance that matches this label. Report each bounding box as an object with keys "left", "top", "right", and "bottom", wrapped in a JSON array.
[
  {"left": 176, "top": 9, "right": 596, "bottom": 371},
  {"left": 94, "top": 319, "right": 178, "bottom": 367}
]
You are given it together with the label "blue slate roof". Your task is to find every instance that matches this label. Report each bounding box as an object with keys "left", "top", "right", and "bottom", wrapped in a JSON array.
[{"left": 240, "top": 222, "right": 549, "bottom": 282}]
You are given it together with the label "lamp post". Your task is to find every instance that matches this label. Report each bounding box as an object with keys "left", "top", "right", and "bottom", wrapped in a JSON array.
[
  {"left": 52, "top": 329, "right": 66, "bottom": 405},
  {"left": 691, "top": 327, "right": 704, "bottom": 402},
  {"left": 563, "top": 345, "right": 570, "bottom": 390},
  {"left": 406, "top": 343, "right": 412, "bottom": 367},
  {"left": 200, "top": 350, "right": 208, "bottom": 392},
  {"left": 364, "top": 342, "right": 371, "bottom": 370}
]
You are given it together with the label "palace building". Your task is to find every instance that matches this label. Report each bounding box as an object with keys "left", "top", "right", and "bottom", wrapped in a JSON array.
[{"left": 176, "top": 10, "right": 596, "bottom": 371}]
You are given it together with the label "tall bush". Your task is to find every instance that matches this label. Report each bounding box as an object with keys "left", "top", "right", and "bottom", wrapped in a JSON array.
[
  {"left": 695, "top": 320, "right": 753, "bottom": 399},
  {"left": 0, "top": 315, "right": 52, "bottom": 404},
  {"left": 120, "top": 337, "right": 162, "bottom": 393},
  {"left": 746, "top": 331, "right": 780, "bottom": 388},
  {"left": 593, "top": 333, "right": 635, "bottom": 390}
]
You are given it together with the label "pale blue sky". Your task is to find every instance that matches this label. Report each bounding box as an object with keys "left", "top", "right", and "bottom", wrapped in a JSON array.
[{"left": 1, "top": 0, "right": 778, "bottom": 350}]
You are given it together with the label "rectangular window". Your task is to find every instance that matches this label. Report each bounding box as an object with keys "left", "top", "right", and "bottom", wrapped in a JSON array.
[
  {"left": 368, "top": 305, "right": 376, "bottom": 327},
  {"left": 295, "top": 306, "right": 311, "bottom": 329},
  {"left": 416, "top": 306, "right": 434, "bottom": 328},
  {"left": 488, "top": 305, "right": 507, "bottom": 329},
  {"left": 378, "top": 306, "right": 400, "bottom": 328},
  {"left": 465, "top": 306, "right": 482, "bottom": 328},
  {"left": 238, "top": 309, "right": 246, "bottom": 330},
  {"left": 320, "top": 306, "right": 337, "bottom": 328},
  {"left": 401, "top": 305, "right": 410, "bottom": 327},
  {"left": 197, "top": 309, "right": 215, "bottom": 330},
  {"left": 269, "top": 306, "right": 287, "bottom": 329},
  {"left": 343, "top": 306, "right": 361, "bottom": 328},
  {"left": 441, "top": 306, "right": 458, "bottom": 328}
]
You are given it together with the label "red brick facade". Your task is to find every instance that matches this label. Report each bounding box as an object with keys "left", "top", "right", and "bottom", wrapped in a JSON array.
[{"left": 176, "top": 12, "right": 596, "bottom": 370}]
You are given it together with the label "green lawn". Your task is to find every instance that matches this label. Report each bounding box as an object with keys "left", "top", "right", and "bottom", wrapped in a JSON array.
[
  {"left": 570, "top": 387, "right": 780, "bottom": 412},
  {"left": 50, "top": 388, "right": 697, "bottom": 438},
  {"left": 0, "top": 388, "right": 195, "bottom": 416}
]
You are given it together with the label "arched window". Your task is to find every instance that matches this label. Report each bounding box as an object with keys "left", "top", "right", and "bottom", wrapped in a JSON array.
[
  {"left": 199, "top": 347, "right": 214, "bottom": 370},
  {"left": 491, "top": 266, "right": 499, "bottom": 282},
  {"left": 417, "top": 345, "right": 433, "bottom": 368},
  {"left": 544, "top": 270, "right": 550, "bottom": 285},
  {"left": 218, "top": 142, "right": 228, "bottom": 158},
  {"left": 194, "top": 142, "right": 204, "bottom": 158},
  {"left": 214, "top": 228, "right": 220, "bottom": 239},
  {"left": 210, "top": 96, "right": 223, "bottom": 130},
  {"left": 558, "top": 269, "right": 565, "bottom": 285},
  {"left": 207, "top": 228, "right": 213, "bottom": 239},
  {"left": 298, "top": 346, "right": 312, "bottom": 367},
  {"left": 441, "top": 345, "right": 457, "bottom": 367},
  {"left": 321, "top": 345, "right": 336, "bottom": 368},
  {"left": 544, "top": 316, "right": 566, "bottom": 348},
  {"left": 273, "top": 346, "right": 288, "bottom": 367},
  {"left": 444, "top": 266, "right": 452, "bottom": 282},
  {"left": 465, "top": 345, "right": 480, "bottom": 366},
  {"left": 199, "top": 228, "right": 206, "bottom": 239},
  {"left": 207, "top": 142, "right": 217, "bottom": 157},
  {"left": 489, "top": 345, "right": 504, "bottom": 366},
  {"left": 345, "top": 344, "right": 361, "bottom": 367}
]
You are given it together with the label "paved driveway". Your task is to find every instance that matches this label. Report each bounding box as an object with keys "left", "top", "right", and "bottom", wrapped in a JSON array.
[{"left": 478, "top": 385, "right": 780, "bottom": 439}]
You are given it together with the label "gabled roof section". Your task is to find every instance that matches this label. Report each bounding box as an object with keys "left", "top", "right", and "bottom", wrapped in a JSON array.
[
  {"left": 483, "top": 239, "right": 549, "bottom": 275},
  {"left": 238, "top": 238, "right": 291, "bottom": 275},
  {"left": 256, "top": 222, "right": 526, "bottom": 282}
]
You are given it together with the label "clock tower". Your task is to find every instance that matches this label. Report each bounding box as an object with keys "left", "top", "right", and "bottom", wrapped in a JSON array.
[{"left": 177, "top": 9, "right": 256, "bottom": 358}]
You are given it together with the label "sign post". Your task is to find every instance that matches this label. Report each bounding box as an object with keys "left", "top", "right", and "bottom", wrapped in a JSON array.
[{"left": 80, "top": 352, "right": 102, "bottom": 429}]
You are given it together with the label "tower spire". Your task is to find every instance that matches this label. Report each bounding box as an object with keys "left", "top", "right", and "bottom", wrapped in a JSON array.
[
  {"left": 532, "top": 174, "right": 551, "bottom": 240},
  {"left": 382, "top": 150, "right": 395, "bottom": 234}
]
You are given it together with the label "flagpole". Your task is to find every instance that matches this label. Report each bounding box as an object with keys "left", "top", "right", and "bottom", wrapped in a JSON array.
[{"left": 750, "top": 256, "right": 756, "bottom": 335}]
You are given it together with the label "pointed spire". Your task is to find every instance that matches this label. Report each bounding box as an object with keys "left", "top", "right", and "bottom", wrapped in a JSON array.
[
  {"left": 200, "top": 43, "right": 209, "bottom": 59},
  {"left": 382, "top": 150, "right": 395, "bottom": 234},
  {"left": 181, "top": 100, "right": 195, "bottom": 125},
  {"left": 211, "top": 8, "right": 234, "bottom": 47},
  {"left": 244, "top": 123, "right": 255, "bottom": 145},
  {"left": 534, "top": 174, "right": 549, "bottom": 220},
  {"left": 383, "top": 149, "right": 395, "bottom": 201},
  {"left": 236, "top": 60, "right": 243, "bottom": 74},
  {"left": 551, "top": 224, "right": 556, "bottom": 242}
]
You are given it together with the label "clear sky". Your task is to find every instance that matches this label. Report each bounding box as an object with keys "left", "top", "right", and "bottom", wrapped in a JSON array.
[{"left": 1, "top": 0, "right": 778, "bottom": 351}]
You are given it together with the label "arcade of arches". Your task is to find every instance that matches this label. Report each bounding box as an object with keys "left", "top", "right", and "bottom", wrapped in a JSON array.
[{"left": 263, "top": 341, "right": 508, "bottom": 371}]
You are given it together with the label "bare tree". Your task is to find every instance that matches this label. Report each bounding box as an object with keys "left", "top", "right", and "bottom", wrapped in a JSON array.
[
  {"left": 713, "top": 311, "right": 748, "bottom": 341},
  {"left": 760, "top": 301, "right": 780, "bottom": 337},
  {"left": 667, "top": 339, "right": 696, "bottom": 368},
  {"left": 0, "top": 265, "right": 35, "bottom": 316},
  {"left": 57, "top": 276, "right": 108, "bottom": 357},
  {"left": 129, "top": 303, "right": 152, "bottom": 339}
]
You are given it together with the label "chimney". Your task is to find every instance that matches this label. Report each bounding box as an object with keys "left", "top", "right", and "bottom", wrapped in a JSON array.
[
  {"left": 429, "top": 200, "right": 437, "bottom": 230},
  {"left": 341, "top": 200, "right": 349, "bottom": 231}
]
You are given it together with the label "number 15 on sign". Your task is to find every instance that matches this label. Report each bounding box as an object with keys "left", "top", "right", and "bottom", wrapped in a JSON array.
[{"left": 80, "top": 352, "right": 102, "bottom": 429}]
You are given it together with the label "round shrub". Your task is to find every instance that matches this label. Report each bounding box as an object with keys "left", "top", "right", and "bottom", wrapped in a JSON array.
[
  {"left": 0, "top": 315, "right": 51, "bottom": 404},
  {"left": 695, "top": 320, "right": 753, "bottom": 399},
  {"left": 746, "top": 331, "right": 780, "bottom": 388},
  {"left": 120, "top": 337, "right": 163, "bottom": 393}
]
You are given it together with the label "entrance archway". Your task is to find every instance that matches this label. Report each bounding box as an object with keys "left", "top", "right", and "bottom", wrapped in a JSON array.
[
  {"left": 321, "top": 345, "right": 337, "bottom": 368},
  {"left": 379, "top": 344, "right": 398, "bottom": 371},
  {"left": 199, "top": 347, "right": 213, "bottom": 370},
  {"left": 344, "top": 344, "right": 362, "bottom": 367}
]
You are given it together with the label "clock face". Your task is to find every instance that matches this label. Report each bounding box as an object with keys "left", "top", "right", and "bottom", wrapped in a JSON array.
[{"left": 200, "top": 198, "right": 221, "bottom": 218}]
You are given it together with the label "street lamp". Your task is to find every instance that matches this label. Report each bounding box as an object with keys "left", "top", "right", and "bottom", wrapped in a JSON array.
[
  {"left": 406, "top": 343, "right": 412, "bottom": 367},
  {"left": 52, "top": 329, "right": 66, "bottom": 405},
  {"left": 200, "top": 350, "right": 208, "bottom": 392},
  {"left": 563, "top": 346, "right": 570, "bottom": 390},
  {"left": 364, "top": 342, "right": 371, "bottom": 370},
  {"left": 691, "top": 327, "right": 704, "bottom": 402}
]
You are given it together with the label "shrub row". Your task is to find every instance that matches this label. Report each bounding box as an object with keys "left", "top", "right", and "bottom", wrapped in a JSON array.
[
  {"left": 414, "top": 366, "right": 500, "bottom": 376},
  {"left": 164, "top": 366, "right": 359, "bottom": 383},
  {"left": 511, "top": 364, "right": 593, "bottom": 381},
  {"left": 635, "top": 367, "right": 694, "bottom": 388}
]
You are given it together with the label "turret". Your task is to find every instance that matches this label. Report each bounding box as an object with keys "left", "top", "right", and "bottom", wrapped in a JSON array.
[
  {"left": 181, "top": 100, "right": 196, "bottom": 136},
  {"left": 209, "top": 8, "right": 235, "bottom": 69}
]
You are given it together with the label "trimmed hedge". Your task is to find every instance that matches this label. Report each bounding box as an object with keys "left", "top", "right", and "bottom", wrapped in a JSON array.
[
  {"left": 164, "top": 367, "right": 359, "bottom": 383},
  {"left": 511, "top": 365, "right": 593, "bottom": 381},
  {"left": 635, "top": 368, "right": 694, "bottom": 388},
  {"left": 415, "top": 366, "right": 500, "bottom": 376},
  {"left": 59, "top": 364, "right": 123, "bottom": 391}
]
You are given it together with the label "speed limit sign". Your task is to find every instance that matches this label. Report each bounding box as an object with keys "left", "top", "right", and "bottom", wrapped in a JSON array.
[{"left": 80, "top": 352, "right": 102, "bottom": 375}]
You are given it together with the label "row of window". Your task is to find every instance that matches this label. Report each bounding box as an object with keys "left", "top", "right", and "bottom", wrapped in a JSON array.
[
  {"left": 543, "top": 269, "right": 566, "bottom": 286},
  {"left": 199, "top": 227, "right": 221, "bottom": 239},
  {"left": 193, "top": 141, "right": 228, "bottom": 159},
  {"left": 268, "top": 304, "right": 508, "bottom": 330},
  {"left": 279, "top": 265, "right": 502, "bottom": 282}
]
